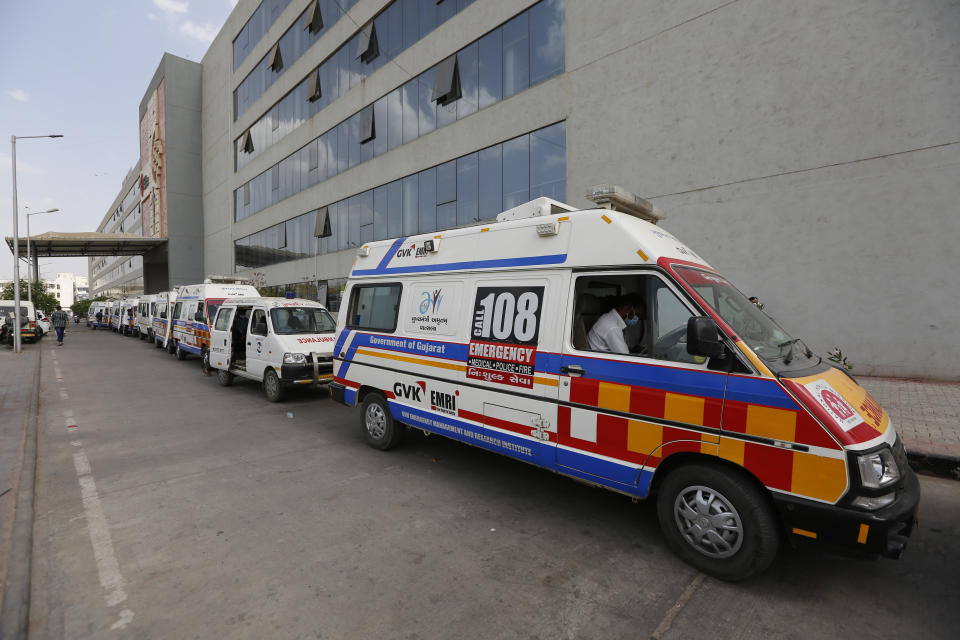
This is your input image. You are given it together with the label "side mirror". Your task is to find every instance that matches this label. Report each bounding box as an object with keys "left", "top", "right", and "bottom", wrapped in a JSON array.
[
  {"left": 160, "top": 311, "right": 167, "bottom": 319},
  {"left": 687, "top": 316, "right": 725, "bottom": 358}
]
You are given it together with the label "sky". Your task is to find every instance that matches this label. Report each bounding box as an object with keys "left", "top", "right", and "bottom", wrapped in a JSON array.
[{"left": 0, "top": 0, "right": 240, "bottom": 282}]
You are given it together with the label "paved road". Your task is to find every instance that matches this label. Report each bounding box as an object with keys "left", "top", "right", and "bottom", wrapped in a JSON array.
[{"left": 27, "top": 328, "right": 960, "bottom": 639}]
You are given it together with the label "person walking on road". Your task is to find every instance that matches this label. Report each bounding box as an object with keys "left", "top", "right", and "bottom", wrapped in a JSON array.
[
  {"left": 51, "top": 305, "right": 69, "bottom": 346},
  {"left": 95, "top": 309, "right": 103, "bottom": 329}
]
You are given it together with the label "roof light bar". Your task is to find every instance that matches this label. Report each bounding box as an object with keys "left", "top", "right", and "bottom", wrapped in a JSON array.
[{"left": 585, "top": 184, "right": 665, "bottom": 224}]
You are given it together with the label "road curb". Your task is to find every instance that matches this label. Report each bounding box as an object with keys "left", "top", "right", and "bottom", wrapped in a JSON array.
[
  {"left": 0, "top": 348, "right": 42, "bottom": 639},
  {"left": 906, "top": 449, "right": 960, "bottom": 480}
]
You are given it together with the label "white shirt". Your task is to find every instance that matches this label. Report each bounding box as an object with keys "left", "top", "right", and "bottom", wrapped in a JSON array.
[{"left": 587, "top": 308, "right": 630, "bottom": 354}]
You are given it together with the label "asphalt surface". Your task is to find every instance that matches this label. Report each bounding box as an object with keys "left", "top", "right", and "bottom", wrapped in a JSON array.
[{"left": 25, "top": 327, "right": 960, "bottom": 639}]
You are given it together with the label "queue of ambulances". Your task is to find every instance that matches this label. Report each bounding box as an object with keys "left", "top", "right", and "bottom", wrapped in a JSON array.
[
  {"left": 209, "top": 295, "right": 338, "bottom": 402},
  {"left": 169, "top": 280, "right": 260, "bottom": 367},
  {"left": 151, "top": 290, "right": 176, "bottom": 349},
  {"left": 330, "top": 190, "right": 919, "bottom": 580},
  {"left": 118, "top": 298, "right": 138, "bottom": 336}
]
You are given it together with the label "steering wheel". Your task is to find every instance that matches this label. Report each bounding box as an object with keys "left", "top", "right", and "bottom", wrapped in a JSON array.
[{"left": 652, "top": 325, "right": 689, "bottom": 361}]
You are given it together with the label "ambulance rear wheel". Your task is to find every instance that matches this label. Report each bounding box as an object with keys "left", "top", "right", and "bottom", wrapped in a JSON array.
[
  {"left": 360, "top": 393, "right": 404, "bottom": 450},
  {"left": 656, "top": 463, "right": 778, "bottom": 581},
  {"left": 176, "top": 342, "right": 187, "bottom": 360},
  {"left": 217, "top": 369, "right": 234, "bottom": 387},
  {"left": 263, "top": 369, "right": 285, "bottom": 402}
]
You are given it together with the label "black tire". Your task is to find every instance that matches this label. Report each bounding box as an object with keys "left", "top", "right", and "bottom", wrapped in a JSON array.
[
  {"left": 656, "top": 463, "right": 779, "bottom": 581},
  {"left": 263, "top": 368, "right": 285, "bottom": 402},
  {"left": 360, "top": 393, "right": 405, "bottom": 450},
  {"left": 216, "top": 369, "right": 234, "bottom": 387},
  {"left": 175, "top": 342, "right": 187, "bottom": 360}
]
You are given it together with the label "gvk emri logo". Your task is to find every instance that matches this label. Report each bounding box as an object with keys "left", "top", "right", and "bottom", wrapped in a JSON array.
[
  {"left": 419, "top": 289, "right": 443, "bottom": 314},
  {"left": 396, "top": 243, "right": 432, "bottom": 259},
  {"left": 394, "top": 381, "right": 426, "bottom": 401}
]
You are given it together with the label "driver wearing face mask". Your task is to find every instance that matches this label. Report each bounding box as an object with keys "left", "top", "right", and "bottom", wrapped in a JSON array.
[{"left": 587, "top": 293, "right": 645, "bottom": 354}]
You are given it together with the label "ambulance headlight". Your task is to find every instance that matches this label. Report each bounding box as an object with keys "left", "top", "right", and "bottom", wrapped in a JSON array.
[
  {"left": 283, "top": 352, "right": 307, "bottom": 364},
  {"left": 856, "top": 447, "right": 900, "bottom": 489}
]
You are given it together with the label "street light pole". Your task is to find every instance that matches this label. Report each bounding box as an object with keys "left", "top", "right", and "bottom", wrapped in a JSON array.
[
  {"left": 9, "top": 133, "right": 63, "bottom": 353},
  {"left": 25, "top": 207, "right": 59, "bottom": 305}
]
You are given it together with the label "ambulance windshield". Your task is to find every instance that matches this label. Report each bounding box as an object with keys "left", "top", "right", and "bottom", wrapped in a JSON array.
[
  {"left": 674, "top": 266, "right": 818, "bottom": 369},
  {"left": 270, "top": 307, "right": 337, "bottom": 335}
]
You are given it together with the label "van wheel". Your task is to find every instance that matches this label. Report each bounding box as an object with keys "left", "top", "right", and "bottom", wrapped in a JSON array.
[
  {"left": 263, "top": 369, "right": 285, "bottom": 402},
  {"left": 217, "top": 369, "right": 234, "bottom": 387},
  {"left": 360, "top": 393, "right": 405, "bottom": 450},
  {"left": 656, "top": 463, "right": 778, "bottom": 581},
  {"left": 175, "top": 342, "right": 187, "bottom": 360}
]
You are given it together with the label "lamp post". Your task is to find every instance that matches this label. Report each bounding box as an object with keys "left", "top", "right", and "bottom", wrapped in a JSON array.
[
  {"left": 10, "top": 133, "right": 63, "bottom": 353},
  {"left": 25, "top": 207, "right": 60, "bottom": 304}
]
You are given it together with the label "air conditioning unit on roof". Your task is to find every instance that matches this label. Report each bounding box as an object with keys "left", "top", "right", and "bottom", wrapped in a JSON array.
[{"left": 495, "top": 197, "right": 576, "bottom": 222}]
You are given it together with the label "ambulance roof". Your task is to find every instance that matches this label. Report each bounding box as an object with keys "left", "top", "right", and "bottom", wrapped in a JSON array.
[
  {"left": 222, "top": 296, "right": 328, "bottom": 309},
  {"left": 349, "top": 199, "right": 711, "bottom": 279},
  {"left": 175, "top": 283, "right": 261, "bottom": 300}
]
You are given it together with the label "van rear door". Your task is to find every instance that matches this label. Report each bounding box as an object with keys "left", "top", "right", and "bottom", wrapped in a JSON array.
[{"left": 210, "top": 306, "right": 233, "bottom": 369}]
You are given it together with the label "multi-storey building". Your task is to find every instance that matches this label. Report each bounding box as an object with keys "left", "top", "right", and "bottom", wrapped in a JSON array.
[
  {"left": 44, "top": 273, "right": 89, "bottom": 308},
  {"left": 86, "top": 0, "right": 958, "bottom": 379}
]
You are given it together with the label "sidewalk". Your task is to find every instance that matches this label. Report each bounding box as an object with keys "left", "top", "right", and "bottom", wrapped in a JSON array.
[
  {"left": 859, "top": 375, "right": 960, "bottom": 479},
  {"left": 0, "top": 341, "right": 41, "bottom": 623}
]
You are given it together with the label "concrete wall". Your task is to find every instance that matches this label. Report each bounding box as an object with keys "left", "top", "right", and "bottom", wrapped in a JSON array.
[{"left": 201, "top": 0, "right": 960, "bottom": 378}]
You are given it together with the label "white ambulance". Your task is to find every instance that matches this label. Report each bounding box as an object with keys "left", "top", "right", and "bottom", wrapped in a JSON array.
[
  {"left": 118, "top": 298, "right": 138, "bottom": 336},
  {"left": 0, "top": 300, "right": 37, "bottom": 343},
  {"left": 87, "top": 302, "right": 109, "bottom": 328},
  {"left": 169, "top": 280, "right": 261, "bottom": 366},
  {"left": 108, "top": 300, "right": 122, "bottom": 332},
  {"left": 151, "top": 290, "right": 176, "bottom": 349},
  {"left": 135, "top": 295, "right": 155, "bottom": 339},
  {"left": 330, "top": 193, "right": 919, "bottom": 580},
  {"left": 209, "top": 296, "right": 337, "bottom": 401}
]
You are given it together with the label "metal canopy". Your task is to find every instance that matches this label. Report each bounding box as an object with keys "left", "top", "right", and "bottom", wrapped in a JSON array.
[{"left": 4, "top": 231, "right": 167, "bottom": 258}]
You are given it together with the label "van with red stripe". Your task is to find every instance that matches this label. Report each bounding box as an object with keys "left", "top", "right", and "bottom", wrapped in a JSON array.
[
  {"left": 169, "top": 280, "right": 260, "bottom": 368},
  {"left": 330, "top": 193, "right": 919, "bottom": 580}
]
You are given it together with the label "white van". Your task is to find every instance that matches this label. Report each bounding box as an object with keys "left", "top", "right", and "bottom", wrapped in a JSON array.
[
  {"left": 150, "top": 291, "right": 176, "bottom": 349},
  {"left": 330, "top": 195, "right": 919, "bottom": 580},
  {"left": 118, "top": 298, "right": 138, "bottom": 336},
  {"left": 210, "top": 296, "right": 337, "bottom": 401},
  {"left": 88, "top": 301, "right": 110, "bottom": 329},
  {"left": 136, "top": 295, "right": 155, "bottom": 339},
  {"left": 170, "top": 281, "right": 261, "bottom": 366},
  {"left": 0, "top": 299, "right": 37, "bottom": 343}
]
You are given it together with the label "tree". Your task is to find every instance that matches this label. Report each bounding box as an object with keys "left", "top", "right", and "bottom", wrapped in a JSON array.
[
  {"left": 71, "top": 295, "right": 108, "bottom": 317},
  {"left": 0, "top": 280, "right": 61, "bottom": 315}
]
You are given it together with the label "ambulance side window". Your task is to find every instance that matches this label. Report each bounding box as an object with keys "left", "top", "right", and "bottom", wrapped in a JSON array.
[
  {"left": 571, "top": 273, "right": 705, "bottom": 366},
  {"left": 173, "top": 302, "right": 183, "bottom": 320},
  {"left": 250, "top": 309, "right": 268, "bottom": 336},
  {"left": 214, "top": 308, "right": 233, "bottom": 331},
  {"left": 346, "top": 284, "right": 402, "bottom": 332}
]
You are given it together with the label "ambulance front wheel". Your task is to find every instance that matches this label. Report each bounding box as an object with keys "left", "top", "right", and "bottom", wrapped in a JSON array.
[
  {"left": 217, "top": 369, "right": 234, "bottom": 387},
  {"left": 656, "top": 463, "right": 778, "bottom": 581},
  {"left": 263, "top": 369, "right": 285, "bottom": 402},
  {"left": 360, "top": 393, "right": 405, "bottom": 450}
]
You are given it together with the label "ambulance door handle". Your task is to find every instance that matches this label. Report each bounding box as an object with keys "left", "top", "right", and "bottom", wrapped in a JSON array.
[{"left": 561, "top": 364, "right": 585, "bottom": 377}]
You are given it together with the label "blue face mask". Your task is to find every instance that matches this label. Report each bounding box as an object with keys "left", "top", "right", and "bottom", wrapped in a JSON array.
[{"left": 624, "top": 313, "right": 640, "bottom": 327}]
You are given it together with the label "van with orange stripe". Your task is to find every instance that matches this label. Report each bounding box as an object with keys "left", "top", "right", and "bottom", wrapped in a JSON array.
[{"left": 330, "top": 193, "right": 919, "bottom": 580}]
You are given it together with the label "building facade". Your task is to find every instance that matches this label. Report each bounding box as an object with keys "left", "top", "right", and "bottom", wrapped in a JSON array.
[
  {"left": 45, "top": 272, "right": 88, "bottom": 307},
  {"left": 90, "top": 163, "right": 147, "bottom": 298},
  {"left": 81, "top": 0, "right": 957, "bottom": 379}
]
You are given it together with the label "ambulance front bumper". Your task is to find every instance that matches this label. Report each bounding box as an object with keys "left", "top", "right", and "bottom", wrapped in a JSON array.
[
  {"left": 774, "top": 462, "right": 919, "bottom": 559},
  {"left": 279, "top": 361, "right": 334, "bottom": 386}
]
